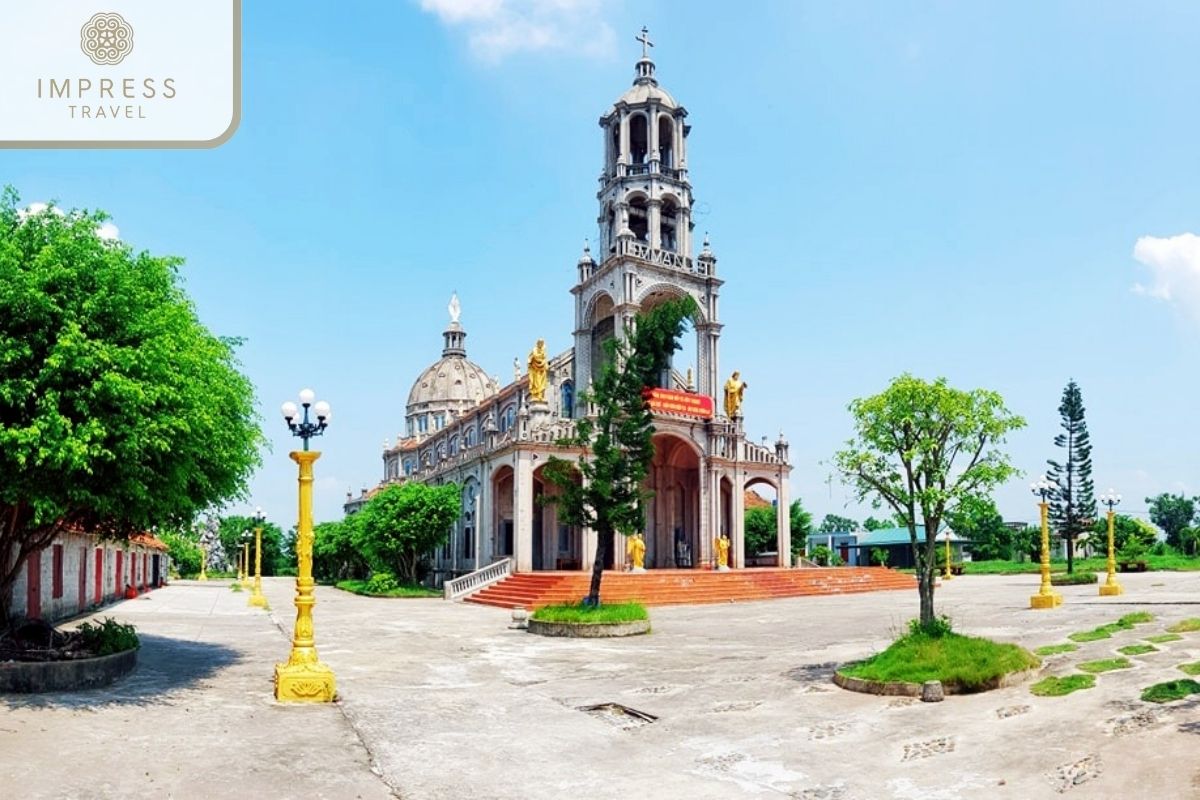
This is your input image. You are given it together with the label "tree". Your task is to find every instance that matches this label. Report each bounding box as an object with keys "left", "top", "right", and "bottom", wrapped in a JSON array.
[
  {"left": 833, "top": 375, "right": 1025, "bottom": 629},
  {"left": 1083, "top": 514, "right": 1158, "bottom": 555},
  {"left": 744, "top": 506, "right": 777, "bottom": 556},
  {"left": 817, "top": 514, "right": 858, "bottom": 533},
  {"left": 862, "top": 516, "right": 888, "bottom": 531},
  {"left": 354, "top": 482, "right": 460, "bottom": 584},
  {"left": 160, "top": 528, "right": 203, "bottom": 577},
  {"left": 1146, "top": 493, "right": 1196, "bottom": 549},
  {"left": 789, "top": 499, "right": 814, "bottom": 559},
  {"left": 313, "top": 516, "right": 370, "bottom": 582},
  {"left": 542, "top": 296, "right": 699, "bottom": 606},
  {"left": 218, "top": 515, "right": 288, "bottom": 576},
  {"left": 0, "top": 190, "right": 262, "bottom": 626},
  {"left": 945, "top": 496, "right": 1012, "bottom": 561},
  {"left": 1046, "top": 380, "right": 1095, "bottom": 574}
]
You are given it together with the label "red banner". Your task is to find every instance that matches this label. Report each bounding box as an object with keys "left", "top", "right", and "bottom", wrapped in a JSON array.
[{"left": 642, "top": 388, "right": 714, "bottom": 419}]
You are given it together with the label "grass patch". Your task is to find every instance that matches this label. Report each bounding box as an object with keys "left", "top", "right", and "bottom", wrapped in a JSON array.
[
  {"left": 1077, "top": 657, "right": 1133, "bottom": 674},
  {"left": 1141, "top": 679, "right": 1200, "bottom": 703},
  {"left": 1068, "top": 629, "right": 1113, "bottom": 643},
  {"left": 335, "top": 579, "right": 440, "bottom": 598},
  {"left": 1177, "top": 662, "right": 1200, "bottom": 676},
  {"left": 1069, "top": 612, "right": 1155, "bottom": 643},
  {"left": 1034, "top": 643, "right": 1080, "bottom": 656},
  {"left": 230, "top": 583, "right": 243, "bottom": 593},
  {"left": 1051, "top": 572, "right": 1098, "bottom": 585},
  {"left": 1146, "top": 634, "right": 1183, "bottom": 644},
  {"left": 1117, "top": 644, "right": 1158, "bottom": 656},
  {"left": 963, "top": 557, "right": 1200, "bottom": 575},
  {"left": 530, "top": 602, "right": 649, "bottom": 624},
  {"left": 1167, "top": 618, "right": 1200, "bottom": 633},
  {"left": 1118, "top": 611, "right": 1154, "bottom": 626},
  {"left": 1030, "top": 674, "right": 1096, "bottom": 697},
  {"left": 838, "top": 630, "right": 1039, "bottom": 691}
]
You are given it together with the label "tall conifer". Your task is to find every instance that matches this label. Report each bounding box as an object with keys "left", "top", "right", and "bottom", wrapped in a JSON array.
[{"left": 1047, "top": 380, "right": 1095, "bottom": 573}]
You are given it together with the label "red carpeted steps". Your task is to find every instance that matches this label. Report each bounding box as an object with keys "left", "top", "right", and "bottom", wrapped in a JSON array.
[{"left": 465, "top": 567, "right": 916, "bottom": 609}]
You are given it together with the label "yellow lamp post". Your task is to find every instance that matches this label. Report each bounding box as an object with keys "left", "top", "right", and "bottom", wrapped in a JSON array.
[
  {"left": 943, "top": 529, "right": 953, "bottom": 580},
  {"left": 274, "top": 388, "right": 336, "bottom": 703},
  {"left": 1030, "top": 475, "right": 1063, "bottom": 609},
  {"left": 243, "top": 542, "right": 250, "bottom": 587},
  {"left": 198, "top": 544, "right": 208, "bottom": 581},
  {"left": 1099, "top": 488, "right": 1124, "bottom": 597},
  {"left": 248, "top": 507, "right": 268, "bottom": 608}
]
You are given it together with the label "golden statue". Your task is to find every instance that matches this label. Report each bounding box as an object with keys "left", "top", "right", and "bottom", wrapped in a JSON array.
[
  {"left": 627, "top": 533, "right": 646, "bottom": 571},
  {"left": 528, "top": 338, "right": 549, "bottom": 403},
  {"left": 723, "top": 371, "right": 747, "bottom": 418},
  {"left": 714, "top": 534, "right": 731, "bottom": 570}
]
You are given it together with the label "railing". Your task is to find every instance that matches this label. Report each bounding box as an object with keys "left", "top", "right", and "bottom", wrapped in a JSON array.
[
  {"left": 740, "top": 439, "right": 782, "bottom": 465},
  {"left": 443, "top": 557, "right": 513, "bottom": 601}
]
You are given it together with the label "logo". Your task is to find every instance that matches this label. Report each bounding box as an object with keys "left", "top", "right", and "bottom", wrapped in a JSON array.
[{"left": 80, "top": 12, "right": 134, "bottom": 66}]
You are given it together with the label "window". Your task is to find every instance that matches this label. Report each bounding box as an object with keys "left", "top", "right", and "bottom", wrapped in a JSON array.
[
  {"left": 435, "top": 413, "right": 446, "bottom": 430},
  {"left": 561, "top": 381, "right": 574, "bottom": 418},
  {"left": 417, "top": 415, "right": 428, "bottom": 434},
  {"left": 449, "top": 436, "right": 459, "bottom": 453},
  {"left": 406, "top": 419, "right": 414, "bottom": 437},
  {"left": 462, "top": 527, "right": 474, "bottom": 559},
  {"left": 500, "top": 405, "right": 516, "bottom": 432},
  {"left": 52, "top": 544, "right": 64, "bottom": 599},
  {"left": 404, "top": 459, "right": 416, "bottom": 476},
  {"left": 465, "top": 426, "right": 476, "bottom": 447}
]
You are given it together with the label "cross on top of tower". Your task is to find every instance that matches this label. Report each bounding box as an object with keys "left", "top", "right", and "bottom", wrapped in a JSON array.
[{"left": 636, "top": 26, "right": 653, "bottom": 58}]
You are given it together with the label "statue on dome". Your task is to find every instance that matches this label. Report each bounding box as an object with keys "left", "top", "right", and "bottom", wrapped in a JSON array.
[
  {"left": 527, "top": 339, "right": 549, "bottom": 403},
  {"left": 448, "top": 292, "right": 461, "bottom": 324},
  {"left": 626, "top": 532, "right": 646, "bottom": 572},
  {"left": 714, "top": 534, "right": 731, "bottom": 571},
  {"left": 723, "top": 371, "right": 747, "bottom": 418}
]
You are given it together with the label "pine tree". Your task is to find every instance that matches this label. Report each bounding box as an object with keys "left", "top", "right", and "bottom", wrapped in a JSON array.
[{"left": 1047, "top": 380, "right": 1095, "bottom": 574}]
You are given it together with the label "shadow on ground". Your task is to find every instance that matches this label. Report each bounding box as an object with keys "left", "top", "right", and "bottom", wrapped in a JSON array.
[{"left": 0, "top": 634, "right": 240, "bottom": 710}]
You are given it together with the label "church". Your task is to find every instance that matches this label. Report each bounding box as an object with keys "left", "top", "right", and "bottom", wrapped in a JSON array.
[{"left": 345, "top": 35, "right": 792, "bottom": 582}]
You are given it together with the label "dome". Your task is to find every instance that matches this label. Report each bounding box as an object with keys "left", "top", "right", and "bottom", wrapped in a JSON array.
[
  {"left": 406, "top": 353, "right": 498, "bottom": 414},
  {"left": 612, "top": 80, "right": 679, "bottom": 112}
]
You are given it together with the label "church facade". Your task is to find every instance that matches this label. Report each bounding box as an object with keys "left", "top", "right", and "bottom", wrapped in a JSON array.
[{"left": 345, "top": 41, "right": 792, "bottom": 580}]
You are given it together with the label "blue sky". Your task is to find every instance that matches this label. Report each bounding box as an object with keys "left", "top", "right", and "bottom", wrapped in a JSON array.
[{"left": 5, "top": 1, "right": 1200, "bottom": 530}]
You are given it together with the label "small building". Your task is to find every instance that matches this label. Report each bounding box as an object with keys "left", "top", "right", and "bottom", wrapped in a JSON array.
[
  {"left": 853, "top": 526, "right": 968, "bottom": 569},
  {"left": 805, "top": 530, "right": 864, "bottom": 566},
  {"left": 7, "top": 530, "right": 169, "bottom": 624}
]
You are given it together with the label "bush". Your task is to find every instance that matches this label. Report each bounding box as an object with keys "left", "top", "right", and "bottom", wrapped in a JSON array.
[
  {"left": 365, "top": 572, "right": 400, "bottom": 594},
  {"left": 76, "top": 618, "right": 138, "bottom": 656},
  {"left": 909, "top": 615, "right": 953, "bottom": 638},
  {"left": 160, "top": 530, "right": 202, "bottom": 578},
  {"left": 870, "top": 547, "right": 890, "bottom": 567},
  {"left": 1051, "top": 572, "right": 1097, "bottom": 586}
]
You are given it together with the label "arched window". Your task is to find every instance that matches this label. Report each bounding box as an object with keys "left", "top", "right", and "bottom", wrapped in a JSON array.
[
  {"left": 417, "top": 415, "right": 428, "bottom": 434},
  {"left": 437, "top": 441, "right": 446, "bottom": 461},
  {"left": 499, "top": 405, "right": 517, "bottom": 433},
  {"left": 609, "top": 123, "right": 620, "bottom": 175},
  {"left": 465, "top": 425, "right": 476, "bottom": 447},
  {"left": 630, "top": 114, "right": 648, "bottom": 164},
  {"left": 561, "top": 381, "right": 574, "bottom": 418},
  {"left": 660, "top": 198, "right": 679, "bottom": 252},
  {"left": 658, "top": 115, "right": 674, "bottom": 167},
  {"left": 449, "top": 436, "right": 459, "bottom": 454},
  {"left": 404, "top": 459, "right": 416, "bottom": 476},
  {"left": 629, "top": 195, "right": 648, "bottom": 242}
]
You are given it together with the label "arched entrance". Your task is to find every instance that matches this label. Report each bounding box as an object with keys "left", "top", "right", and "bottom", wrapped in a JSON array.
[
  {"left": 645, "top": 433, "right": 701, "bottom": 568},
  {"left": 491, "top": 465, "right": 514, "bottom": 561},
  {"left": 534, "top": 463, "right": 582, "bottom": 571},
  {"left": 743, "top": 478, "right": 779, "bottom": 567}
]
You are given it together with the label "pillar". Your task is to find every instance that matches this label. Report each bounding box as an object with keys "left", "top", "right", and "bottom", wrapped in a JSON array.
[
  {"left": 777, "top": 475, "right": 792, "bottom": 567},
  {"left": 732, "top": 475, "right": 746, "bottom": 569},
  {"left": 514, "top": 454, "right": 535, "bottom": 572},
  {"left": 648, "top": 198, "right": 662, "bottom": 250}
]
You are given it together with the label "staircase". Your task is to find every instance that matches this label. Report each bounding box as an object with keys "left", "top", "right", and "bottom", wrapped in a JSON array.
[{"left": 465, "top": 567, "right": 916, "bottom": 610}]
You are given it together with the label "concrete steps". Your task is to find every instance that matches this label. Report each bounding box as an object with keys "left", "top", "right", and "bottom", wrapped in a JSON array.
[{"left": 465, "top": 567, "right": 916, "bottom": 609}]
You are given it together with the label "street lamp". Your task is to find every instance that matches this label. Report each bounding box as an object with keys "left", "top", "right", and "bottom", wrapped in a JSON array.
[
  {"left": 274, "top": 388, "right": 336, "bottom": 703},
  {"left": 198, "top": 542, "right": 208, "bottom": 582},
  {"left": 241, "top": 530, "right": 252, "bottom": 590},
  {"left": 1030, "top": 475, "right": 1063, "bottom": 609},
  {"left": 236, "top": 531, "right": 247, "bottom": 585},
  {"left": 943, "top": 529, "right": 953, "bottom": 580},
  {"left": 1099, "top": 488, "right": 1124, "bottom": 597},
  {"left": 248, "top": 507, "right": 268, "bottom": 608}
]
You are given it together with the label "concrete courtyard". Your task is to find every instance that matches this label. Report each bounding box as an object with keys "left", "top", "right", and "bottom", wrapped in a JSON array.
[{"left": 4, "top": 572, "right": 1200, "bottom": 799}]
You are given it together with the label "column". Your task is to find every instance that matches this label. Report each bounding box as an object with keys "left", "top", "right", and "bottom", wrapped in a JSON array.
[
  {"left": 648, "top": 107, "right": 659, "bottom": 170},
  {"left": 619, "top": 111, "right": 630, "bottom": 168},
  {"left": 648, "top": 198, "right": 662, "bottom": 250},
  {"left": 732, "top": 474, "right": 746, "bottom": 569},
  {"left": 513, "top": 454, "right": 535, "bottom": 572},
  {"left": 777, "top": 474, "right": 792, "bottom": 567},
  {"left": 473, "top": 491, "right": 483, "bottom": 570}
]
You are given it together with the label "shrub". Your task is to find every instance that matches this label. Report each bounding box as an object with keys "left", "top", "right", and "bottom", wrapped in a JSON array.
[
  {"left": 810, "top": 544, "right": 833, "bottom": 566},
  {"left": 908, "top": 615, "right": 953, "bottom": 639},
  {"left": 76, "top": 618, "right": 139, "bottom": 656},
  {"left": 365, "top": 572, "right": 400, "bottom": 594},
  {"left": 1051, "top": 572, "right": 1097, "bottom": 586},
  {"left": 870, "top": 548, "right": 890, "bottom": 567}
]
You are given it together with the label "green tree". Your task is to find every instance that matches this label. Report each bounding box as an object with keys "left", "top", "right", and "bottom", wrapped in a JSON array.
[
  {"left": 862, "top": 516, "right": 888, "bottom": 531},
  {"left": 1083, "top": 514, "right": 1158, "bottom": 555},
  {"left": 789, "top": 499, "right": 814, "bottom": 559},
  {"left": 833, "top": 374, "right": 1025, "bottom": 629},
  {"left": 218, "top": 515, "right": 287, "bottom": 576},
  {"left": 160, "top": 528, "right": 203, "bottom": 577},
  {"left": 945, "top": 496, "right": 1012, "bottom": 561},
  {"left": 744, "top": 506, "right": 777, "bottom": 556},
  {"left": 542, "top": 296, "right": 698, "bottom": 605},
  {"left": 313, "top": 516, "right": 370, "bottom": 582},
  {"left": 1146, "top": 493, "right": 1196, "bottom": 549},
  {"left": 0, "top": 190, "right": 262, "bottom": 626},
  {"left": 817, "top": 514, "right": 858, "bottom": 533},
  {"left": 354, "top": 482, "right": 460, "bottom": 583},
  {"left": 1047, "top": 380, "right": 1095, "bottom": 573}
]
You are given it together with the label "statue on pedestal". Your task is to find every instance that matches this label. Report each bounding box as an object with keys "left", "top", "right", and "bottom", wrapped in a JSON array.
[
  {"left": 723, "top": 371, "right": 747, "bottom": 418},
  {"left": 714, "top": 534, "right": 731, "bottom": 571},
  {"left": 527, "top": 338, "right": 549, "bottom": 403},
  {"left": 627, "top": 533, "right": 646, "bottom": 572}
]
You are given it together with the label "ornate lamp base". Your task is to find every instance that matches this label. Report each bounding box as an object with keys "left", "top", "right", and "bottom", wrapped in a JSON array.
[
  {"left": 274, "top": 661, "right": 336, "bottom": 703},
  {"left": 1030, "top": 592, "right": 1063, "bottom": 610},
  {"left": 1099, "top": 583, "right": 1124, "bottom": 597}
]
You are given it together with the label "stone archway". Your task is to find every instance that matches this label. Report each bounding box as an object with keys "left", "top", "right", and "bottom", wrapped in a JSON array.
[
  {"left": 645, "top": 433, "right": 702, "bottom": 568},
  {"left": 533, "top": 463, "right": 582, "bottom": 571},
  {"left": 491, "top": 465, "right": 514, "bottom": 561}
]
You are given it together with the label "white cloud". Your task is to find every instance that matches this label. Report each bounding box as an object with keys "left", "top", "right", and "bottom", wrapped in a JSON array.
[
  {"left": 1132, "top": 233, "right": 1200, "bottom": 320},
  {"left": 417, "top": 0, "right": 615, "bottom": 62},
  {"left": 18, "top": 201, "right": 119, "bottom": 241},
  {"left": 96, "top": 221, "right": 120, "bottom": 241}
]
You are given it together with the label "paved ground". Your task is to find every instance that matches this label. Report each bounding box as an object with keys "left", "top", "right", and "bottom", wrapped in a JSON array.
[{"left": 5, "top": 573, "right": 1200, "bottom": 799}]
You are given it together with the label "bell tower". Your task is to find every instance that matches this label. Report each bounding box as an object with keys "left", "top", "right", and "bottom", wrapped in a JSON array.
[{"left": 571, "top": 29, "right": 723, "bottom": 410}]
